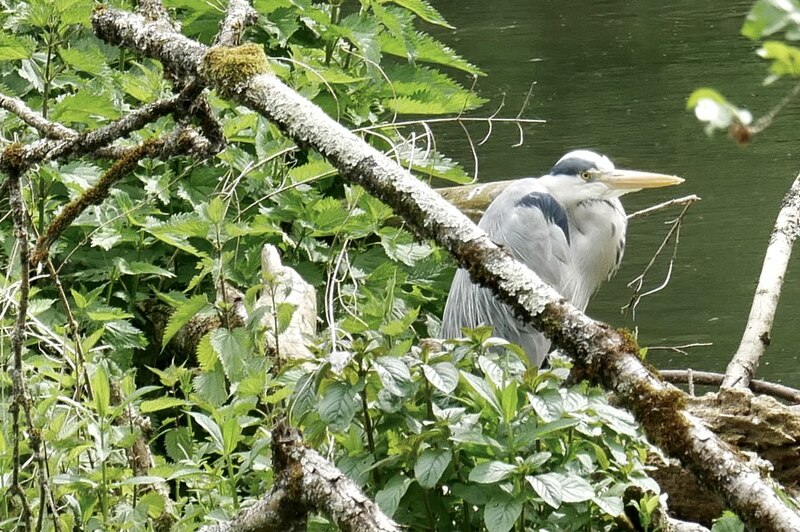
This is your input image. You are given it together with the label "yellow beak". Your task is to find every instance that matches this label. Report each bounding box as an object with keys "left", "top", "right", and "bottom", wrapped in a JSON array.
[{"left": 598, "top": 169, "right": 685, "bottom": 190}]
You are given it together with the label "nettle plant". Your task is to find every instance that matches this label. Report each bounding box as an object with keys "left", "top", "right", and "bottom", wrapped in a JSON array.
[
  {"left": 0, "top": 0, "right": 661, "bottom": 530},
  {"left": 289, "top": 325, "right": 661, "bottom": 531}
]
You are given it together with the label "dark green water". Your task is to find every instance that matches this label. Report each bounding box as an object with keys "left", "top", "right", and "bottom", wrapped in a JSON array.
[{"left": 429, "top": 1, "right": 800, "bottom": 385}]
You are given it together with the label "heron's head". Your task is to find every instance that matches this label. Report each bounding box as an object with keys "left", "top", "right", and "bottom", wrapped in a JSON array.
[{"left": 543, "top": 150, "right": 684, "bottom": 205}]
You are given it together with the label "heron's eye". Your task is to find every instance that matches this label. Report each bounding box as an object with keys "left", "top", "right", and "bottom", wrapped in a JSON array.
[{"left": 580, "top": 171, "right": 592, "bottom": 181}]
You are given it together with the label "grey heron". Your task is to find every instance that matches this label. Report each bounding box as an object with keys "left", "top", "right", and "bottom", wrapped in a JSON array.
[{"left": 440, "top": 150, "right": 684, "bottom": 368}]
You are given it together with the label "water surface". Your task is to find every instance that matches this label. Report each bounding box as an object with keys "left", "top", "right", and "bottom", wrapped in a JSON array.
[{"left": 429, "top": 1, "right": 800, "bottom": 385}]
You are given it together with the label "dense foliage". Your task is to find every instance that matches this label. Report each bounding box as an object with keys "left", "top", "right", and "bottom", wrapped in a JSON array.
[{"left": 0, "top": 1, "right": 666, "bottom": 530}]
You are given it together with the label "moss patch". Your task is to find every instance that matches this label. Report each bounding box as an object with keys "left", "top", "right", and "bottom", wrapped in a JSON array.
[{"left": 201, "top": 43, "right": 271, "bottom": 95}]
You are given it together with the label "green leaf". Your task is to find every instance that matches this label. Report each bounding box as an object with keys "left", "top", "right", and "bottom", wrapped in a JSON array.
[
  {"left": 276, "top": 302, "right": 296, "bottom": 335},
  {"left": 91, "top": 363, "right": 110, "bottom": 417},
  {"left": 379, "top": 30, "right": 483, "bottom": 76},
  {"left": 163, "top": 294, "right": 211, "bottom": 348},
  {"left": 221, "top": 416, "right": 242, "bottom": 455},
  {"left": 559, "top": 474, "right": 594, "bottom": 503},
  {"left": 468, "top": 461, "right": 516, "bottom": 484},
  {"left": 593, "top": 495, "right": 624, "bottom": 517},
  {"left": 388, "top": 0, "right": 453, "bottom": 28},
  {"left": 379, "top": 306, "right": 419, "bottom": 336},
  {"left": 115, "top": 258, "right": 175, "bottom": 279},
  {"left": 59, "top": 46, "right": 106, "bottom": 75},
  {"left": 711, "top": 511, "right": 745, "bottom": 532},
  {"left": 686, "top": 87, "right": 728, "bottom": 110},
  {"left": 375, "top": 474, "right": 413, "bottom": 516},
  {"left": 204, "top": 197, "right": 227, "bottom": 225},
  {"left": 379, "top": 227, "right": 433, "bottom": 266},
  {"left": 742, "top": 0, "right": 800, "bottom": 40},
  {"left": 193, "top": 363, "right": 228, "bottom": 407},
  {"left": 483, "top": 492, "right": 522, "bottom": 532},
  {"left": 500, "top": 381, "right": 518, "bottom": 422},
  {"left": 210, "top": 328, "right": 252, "bottom": 382},
  {"left": 164, "top": 427, "right": 194, "bottom": 461},
  {"left": 318, "top": 382, "right": 357, "bottom": 431},
  {"left": 196, "top": 332, "right": 218, "bottom": 372},
  {"left": 526, "top": 473, "right": 562, "bottom": 509},
  {"left": 460, "top": 371, "right": 502, "bottom": 414},
  {"left": 373, "top": 356, "right": 413, "bottom": 397},
  {"left": 414, "top": 448, "right": 451, "bottom": 488},
  {"left": 421, "top": 362, "right": 458, "bottom": 393},
  {"left": 51, "top": 89, "right": 120, "bottom": 125},
  {"left": 0, "top": 34, "right": 35, "bottom": 61},
  {"left": 139, "top": 397, "right": 189, "bottom": 413},
  {"left": 188, "top": 412, "right": 224, "bottom": 453}
]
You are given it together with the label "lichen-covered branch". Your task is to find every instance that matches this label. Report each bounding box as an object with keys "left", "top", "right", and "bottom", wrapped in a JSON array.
[
  {"left": 0, "top": 92, "right": 77, "bottom": 140},
  {"left": 91, "top": 6, "right": 800, "bottom": 529},
  {"left": 4, "top": 171, "right": 60, "bottom": 531},
  {"left": 199, "top": 423, "right": 398, "bottom": 532},
  {"left": 216, "top": 0, "right": 258, "bottom": 46},
  {"left": 722, "top": 172, "right": 800, "bottom": 388}
]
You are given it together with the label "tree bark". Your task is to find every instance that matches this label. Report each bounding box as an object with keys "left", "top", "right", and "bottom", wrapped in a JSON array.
[{"left": 91, "top": 6, "right": 800, "bottom": 530}]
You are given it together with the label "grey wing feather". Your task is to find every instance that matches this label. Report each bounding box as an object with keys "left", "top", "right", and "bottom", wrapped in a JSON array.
[{"left": 440, "top": 179, "right": 571, "bottom": 367}]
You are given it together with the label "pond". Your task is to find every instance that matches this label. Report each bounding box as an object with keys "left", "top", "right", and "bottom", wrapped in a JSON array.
[{"left": 429, "top": 0, "right": 800, "bottom": 385}]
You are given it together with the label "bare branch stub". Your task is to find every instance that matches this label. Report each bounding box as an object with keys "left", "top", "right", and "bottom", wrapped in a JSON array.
[{"left": 722, "top": 171, "right": 800, "bottom": 389}]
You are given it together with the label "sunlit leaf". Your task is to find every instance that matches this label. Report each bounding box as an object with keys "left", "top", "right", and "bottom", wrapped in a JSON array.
[
  {"left": 483, "top": 492, "right": 522, "bottom": 532},
  {"left": 414, "top": 448, "right": 451, "bottom": 488}
]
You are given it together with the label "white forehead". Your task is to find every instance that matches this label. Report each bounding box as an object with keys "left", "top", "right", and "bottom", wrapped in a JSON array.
[{"left": 556, "top": 150, "right": 615, "bottom": 172}]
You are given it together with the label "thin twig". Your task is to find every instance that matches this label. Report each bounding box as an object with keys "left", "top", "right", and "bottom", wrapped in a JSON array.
[
  {"left": 660, "top": 369, "right": 800, "bottom": 404},
  {"left": 623, "top": 201, "right": 695, "bottom": 317},
  {"left": 627, "top": 194, "right": 701, "bottom": 220}
]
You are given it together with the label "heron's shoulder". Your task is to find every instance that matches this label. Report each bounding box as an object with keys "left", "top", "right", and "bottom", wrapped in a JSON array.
[{"left": 487, "top": 179, "right": 570, "bottom": 244}]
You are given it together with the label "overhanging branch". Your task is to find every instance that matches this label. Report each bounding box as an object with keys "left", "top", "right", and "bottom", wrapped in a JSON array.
[{"left": 91, "top": 5, "right": 800, "bottom": 529}]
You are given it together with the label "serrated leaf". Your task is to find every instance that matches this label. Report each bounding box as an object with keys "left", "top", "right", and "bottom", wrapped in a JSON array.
[
  {"left": 379, "top": 227, "right": 432, "bottom": 266},
  {"left": 196, "top": 332, "right": 217, "bottom": 371},
  {"left": 210, "top": 328, "right": 252, "bottom": 382},
  {"left": 414, "top": 448, "right": 451, "bottom": 488},
  {"left": 163, "top": 295, "right": 210, "bottom": 348},
  {"left": 318, "top": 382, "right": 357, "bottom": 431},
  {"left": 388, "top": 0, "right": 453, "bottom": 28},
  {"left": 526, "top": 473, "right": 562, "bottom": 508},
  {"left": 164, "top": 427, "right": 194, "bottom": 461},
  {"left": 139, "top": 397, "right": 189, "bottom": 413},
  {"left": 483, "top": 492, "right": 522, "bottom": 532},
  {"left": 379, "top": 30, "right": 483, "bottom": 75},
  {"left": 421, "top": 362, "right": 458, "bottom": 393},
  {"left": 59, "top": 46, "right": 106, "bottom": 75},
  {"left": 0, "top": 34, "right": 35, "bottom": 61},
  {"left": 52, "top": 89, "right": 120, "bottom": 125},
  {"left": 373, "top": 356, "right": 412, "bottom": 397},
  {"left": 468, "top": 461, "right": 516, "bottom": 484},
  {"left": 375, "top": 474, "right": 412, "bottom": 516}
]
